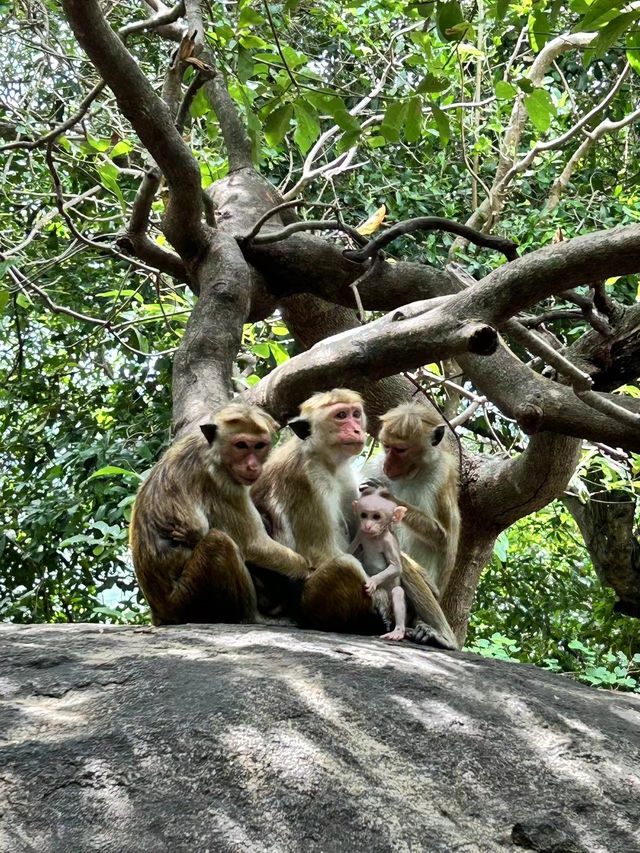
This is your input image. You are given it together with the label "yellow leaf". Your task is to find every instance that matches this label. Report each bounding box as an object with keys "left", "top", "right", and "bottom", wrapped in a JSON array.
[{"left": 357, "top": 204, "right": 386, "bottom": 236}]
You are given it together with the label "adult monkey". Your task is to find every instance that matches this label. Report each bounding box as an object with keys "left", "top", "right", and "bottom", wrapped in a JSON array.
[
  {"left": 252, "top": 389, "right": 458, "bottom": 648},
  {"left": 364, "top": 402, "right": 461, "bottom": 598},
  {"left": 130, "top": 402, "right": 312, "bottom": 626}
]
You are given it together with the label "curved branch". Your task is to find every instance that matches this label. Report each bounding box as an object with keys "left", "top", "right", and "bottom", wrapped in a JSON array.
[
  {"left": 184, "top": 0, "right": 253, "bottom": 171},
  {"left": 342, "top": 217, "right": 518, "bottom": 263},
  {"left": 62, "top": 0, "right": 207, "bottom": 258},
  {"left": 247, "top": 305, "right": 497, "bottom": 422}
]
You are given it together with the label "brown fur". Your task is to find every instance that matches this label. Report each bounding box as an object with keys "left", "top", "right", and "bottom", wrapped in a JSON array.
[
  {"left": 252, "top": 390, "right": 458, "bottom": 647},
  {"left": 130, "top": 403, "right": 310, "bottom": 625},
  {"left": 252, "top": 389, "right": 376, "bottom": 632},
  {"left": 378, "top": 402, "right": 461, "bottom": 597}
]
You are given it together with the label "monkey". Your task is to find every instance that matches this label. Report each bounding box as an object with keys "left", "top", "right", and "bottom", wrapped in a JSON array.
[
  {"left": 348, "top": 492, "right": 408, "bottom": 641},
  {"left": 252, "top": 388, "right": 378, "bottom": 633},
  {"left": 364, "top": 401, "right": 461, "bottom": 599},
  {"left": 252, "top": 389, "right": 459, "bottom": 649},
  {"left": 130, "top": 402, "right": 312, "bottom": 626}
]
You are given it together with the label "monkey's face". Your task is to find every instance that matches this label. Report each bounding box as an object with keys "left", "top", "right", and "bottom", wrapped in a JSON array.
[
  {"left": 358, "top": 509, "right": 390, "bottom": 538},
  {"left": 224, "top": 432, "right": 271, "bottom": 485},
  {"left": 381, "top": 441, "right": 420, "bottom": 480},
  {"left": 353, "top": 494, "right": 400, "bottom": 537},
  {"left": 324, "top": 402, "right": 366, "bottom": 455}
]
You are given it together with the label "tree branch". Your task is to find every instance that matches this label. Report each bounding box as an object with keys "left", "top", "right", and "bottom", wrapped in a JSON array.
[
  {"left": 62, "top": 0, "right": 208, "bottom": 258},
  {"left": 184, "top": 0, "right": 253, "bottom": 171}
]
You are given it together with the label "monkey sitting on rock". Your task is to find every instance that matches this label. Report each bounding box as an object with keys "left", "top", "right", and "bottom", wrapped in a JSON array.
[
  {"left": 130, "top": 402, "right": 312, "bottom": 626},
  {"left": 349, "top": 491, "right": 408, "bottom": 641}
]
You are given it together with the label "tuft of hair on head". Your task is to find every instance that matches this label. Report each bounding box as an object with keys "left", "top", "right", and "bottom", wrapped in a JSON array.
[
  {"left": 299, "top": 388, "right": 364, "bottom": 418},
  {"left": 214, "top": 402, "right": 279, "bottom": 438},
  {"left": 379, "top": 402, "right": 444, "bottom": 444}
]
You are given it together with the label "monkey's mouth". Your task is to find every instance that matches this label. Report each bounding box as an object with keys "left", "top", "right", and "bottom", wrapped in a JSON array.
[{"left": 238, "top": 474, "right": 260, "bottom": 485}]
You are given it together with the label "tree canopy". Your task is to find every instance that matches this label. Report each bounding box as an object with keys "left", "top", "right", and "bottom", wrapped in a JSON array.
[{"left": 1, "top": 0, "right": 639, "bottom": 690}]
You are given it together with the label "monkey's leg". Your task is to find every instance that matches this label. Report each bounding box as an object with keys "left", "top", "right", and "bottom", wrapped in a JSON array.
[
  {"left": 401, "top": 557, "right": 459, "bottom": 650},
  {"left": 299, "top": 555, "right": 382, "bottom": 635},
  {"left": 381, "top": 586, "right": 406, "bottom": 642},
  {"left": 164, "top": 530, "right": 257, "bottom": 625}
]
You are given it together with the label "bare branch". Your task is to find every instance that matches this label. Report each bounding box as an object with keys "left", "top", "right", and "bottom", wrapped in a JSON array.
[
  {"left": 62, "top": 0, "right": 207, "bottom": 257},
  {"left": 184, "top": 0, "right": 253, "bottom": 171},
  {"left": 342, "top": 217, "right": 518, "bottom": 263}
]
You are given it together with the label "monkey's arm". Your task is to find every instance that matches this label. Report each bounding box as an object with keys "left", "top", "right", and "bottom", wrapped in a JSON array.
[
  {"left": 393, "top": 501, "right": 446, "bottom": 544},
  {"left": 364, "top": 538, "right": 402, "bottom": 593},
  {"left": 246, "top": 535, "right": 312, "bottom": 579}
]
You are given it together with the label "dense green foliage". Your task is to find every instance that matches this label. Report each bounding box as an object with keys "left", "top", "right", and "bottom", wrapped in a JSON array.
[{"left": 1, "top": 0, "right": 639, "bottom": 689}]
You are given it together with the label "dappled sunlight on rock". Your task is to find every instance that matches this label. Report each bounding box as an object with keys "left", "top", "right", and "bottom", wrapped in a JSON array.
[{"left": 1, "top": 623, "right": 639, "bottom": 852}]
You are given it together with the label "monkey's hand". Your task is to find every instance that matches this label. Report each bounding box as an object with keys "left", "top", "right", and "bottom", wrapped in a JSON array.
[
  {"left": 364, "top": 577, "right": 378, "bottom": 596},
  {"left": 358, "top": 478, "right": 393, "bottom": 500},
  {"left": 161, "top": 523, "right": 201, "bottom": 549}
]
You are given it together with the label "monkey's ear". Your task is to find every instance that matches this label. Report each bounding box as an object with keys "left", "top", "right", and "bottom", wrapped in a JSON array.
[
  {"left": 288, "top": 417, "right": 311, "bottom": 440},
  {"left": 431, "top": 425, "right": 445, "bottom": 446},
  {"left": 392, "top": 505, "right": 407, "bottom": 523},
  {"left": 200, "top": 423, "right": 218, "bottom": 445}
]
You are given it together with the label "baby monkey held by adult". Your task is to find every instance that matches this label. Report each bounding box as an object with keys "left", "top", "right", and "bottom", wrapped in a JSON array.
[{"left": 349, "top": 491, "right": 408, "bottom": 641}]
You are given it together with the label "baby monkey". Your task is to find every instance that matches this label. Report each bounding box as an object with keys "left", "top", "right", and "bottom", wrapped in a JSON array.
[{"left": 348, "top": 492, "right": 408, "bottom": 641}]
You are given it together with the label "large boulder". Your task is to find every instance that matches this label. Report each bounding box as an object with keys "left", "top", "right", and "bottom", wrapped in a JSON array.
[{"left": 1, "top": 624, "right": 639, "bottom": 852}]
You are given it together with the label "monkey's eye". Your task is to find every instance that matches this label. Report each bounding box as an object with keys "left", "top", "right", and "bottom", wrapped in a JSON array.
[
  {"left": 360, "top": 512, "right": 368, "bottom": 519},
  {"left": 353, "top": 409, "right": 362, "bottom": 419},
  {"left": 393, "top": 447, "right": 407, "bottom": 454},
  {"left": 336, "top": 410, "right": 347, "bottom": 419},
  {"left": 235, "top": 441, "right": 249, "bottom": 449},
  {"left": 373, "top": 513, "right": 381, "bottom": 520},
  {"left": 254, "top": 442, "right": 267, "bottom": 450}
]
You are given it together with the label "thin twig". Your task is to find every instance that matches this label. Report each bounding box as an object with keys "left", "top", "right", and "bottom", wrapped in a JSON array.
[{"left": 343, "top": 217, "right": 518, "bottom": 263}]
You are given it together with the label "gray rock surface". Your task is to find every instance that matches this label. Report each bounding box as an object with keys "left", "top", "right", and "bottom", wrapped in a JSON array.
[{"left": 0, "top": 624, "right": 639, "bottom": 853}]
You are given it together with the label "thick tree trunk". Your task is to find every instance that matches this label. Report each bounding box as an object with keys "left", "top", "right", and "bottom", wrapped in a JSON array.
[
  {"left": 564, "top": 490, "right": 640, "bottom": 617},
  {"left": 443, "top": 529, "right": 496, "bottom": 643}
]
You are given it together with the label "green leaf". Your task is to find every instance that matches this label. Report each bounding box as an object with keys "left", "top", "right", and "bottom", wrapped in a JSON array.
[
  {"left": 86, "top": 134, "right": 110, "bottom": 152},
  {"left": 588, "top": 12, "right": 640, "bottom": 60},
  {"left": 239, "top": 34, "right": 267, "bottom": 50},
  {"left": 268, "top": 341, "right": 290, "bottom": 365},
  {"left": 271, "top": 324, "right": 290, "bottom": 336},
  {"left": 626, "top": 31, "right": 640, "bottom": 76},
  {"left": 263, "top": 103, "right": 293, "bottom": 146},
  {"left": 436, "top": 1, "right": 464, "bottom": 42},
  {"left": 432, "top": 106, "right": 450, "bottom": 147},
  {"left": 495, "top": 80, "right": 516, "bottom": 100},
  {"left": 380, "top": 100, "right": 409, "bottom": 142},
  {"left": 576, "top": 0, "right": 622, "bottom": 31},
  {"left": 405, "top": 96, "right": 423, "bottom": 143},
  {"left": 416, "top": 73, "right": 449, "bottom": 94},
  {"left": 494, "top": 531, "right": 509, "bottom": 562},
  {"left": 252, "top": 342, "right": 270, "bottom": 358},
  {"left": 88, "top": 466, "right": 141, "bottom": 481},
  {"left": 97, "top": 161, "right": 126, "bottom": 208},
  {"left": 293, "top": 99, "right": 320, "bottom": 154},
  {"left": 109, "top": 140, "right": 133, "bottom": 158},
  {"left": 528, "top": 8, "right": 549, "bottom": 52},
  {"left": 0, "top": 286, "right": 9, "bottom": 313},
  {"left": 524, "top": 88, "right": 555, "bottom": 133},
  {"left": 238, "top": 7, "right": 264, "bottom": 27}
]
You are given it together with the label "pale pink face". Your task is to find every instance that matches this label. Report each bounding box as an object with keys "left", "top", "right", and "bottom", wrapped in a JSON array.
[
  {"left": 226, "top": 432, "right": 271, "bottom": 485},
  {"left": 327, "top": 402, "right": 365, "bottom": 455},
  {"left": 353, "top": 495, "right": 405, "bottom": 537}
]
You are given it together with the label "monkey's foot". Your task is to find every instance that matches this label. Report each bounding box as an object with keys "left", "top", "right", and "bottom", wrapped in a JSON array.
[
  {"left": 380, "top": 628, "right": 405, "bottom": 641},
  {"left": 407, "top": 621, "right": 459, "bottom": 651}
]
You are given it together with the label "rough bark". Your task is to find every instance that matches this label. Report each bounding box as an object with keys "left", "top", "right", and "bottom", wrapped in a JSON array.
[
  {"left": 2, "top": 624, "right": 639, "bottom": 853},
  {"left": 564, "top": 491, "right": 640, "bottom": 618}
]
